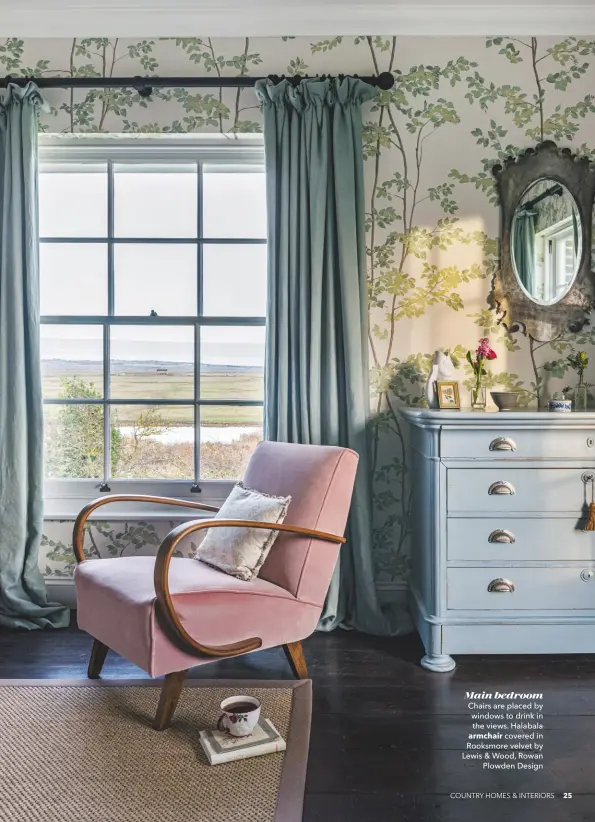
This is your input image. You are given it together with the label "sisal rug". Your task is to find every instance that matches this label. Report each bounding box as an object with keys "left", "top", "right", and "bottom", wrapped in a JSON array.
[{"left": 0, "top": 678, "right": 311, "bottom": 822}]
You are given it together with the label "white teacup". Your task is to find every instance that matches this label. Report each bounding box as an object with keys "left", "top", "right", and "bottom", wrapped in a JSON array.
[{"left": 217, "top": 695, "right": 261, "bottom": 737}]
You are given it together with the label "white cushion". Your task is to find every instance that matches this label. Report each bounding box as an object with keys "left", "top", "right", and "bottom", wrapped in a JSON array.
[{"left": 195, "top": 482, "right": 291, "bottom": 581}]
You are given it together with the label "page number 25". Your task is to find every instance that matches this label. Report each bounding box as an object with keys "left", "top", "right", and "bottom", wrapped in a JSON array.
[{"left": 564, "top": 793, "right": 573, "bottom": 799}]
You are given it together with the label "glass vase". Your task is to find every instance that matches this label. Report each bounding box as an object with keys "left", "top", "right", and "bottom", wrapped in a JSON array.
[
  {"left": 574, "top": 376, "right": 588, "bottom": 412},
  {"left": 471, "top": 382, "right": 487, "bottom": 410}
]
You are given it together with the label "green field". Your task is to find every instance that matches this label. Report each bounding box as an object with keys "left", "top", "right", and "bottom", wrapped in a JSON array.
[{"left": 42, "top": 370, "right": 264, "bottom": 426}]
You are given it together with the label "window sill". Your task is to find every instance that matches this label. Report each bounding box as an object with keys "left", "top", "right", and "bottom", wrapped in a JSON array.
[{"left": 44, "top": 478, "right": 233, "bottom": 519}]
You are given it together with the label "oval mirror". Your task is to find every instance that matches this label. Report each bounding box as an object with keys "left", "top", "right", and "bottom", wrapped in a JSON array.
[{"left": 511, "top": 177, "right": 582, "bottom": 306}]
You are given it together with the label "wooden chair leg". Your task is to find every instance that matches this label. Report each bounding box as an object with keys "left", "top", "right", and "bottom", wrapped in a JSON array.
[
  {"left": 87, "top": 639, "right": 109, "bottom": 679},
  {"left": 153, "top": 670, "right": 189, "bottom": 731},
  {"left": 283, "top": 641, "right": 309, "bottom": 679}
]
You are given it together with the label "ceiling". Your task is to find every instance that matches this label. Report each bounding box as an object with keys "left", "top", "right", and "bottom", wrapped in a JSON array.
[{"left": 0, "top": 0, "right": 593, "bottom": 38}]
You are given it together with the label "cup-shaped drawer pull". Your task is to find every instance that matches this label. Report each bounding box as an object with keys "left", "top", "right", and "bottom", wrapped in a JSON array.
[
  {"left": 488, "top": 481, "right": 515, "bottom": 496},
  {"left": 487, "top": 578, "right": 515, "bottom": 593},
  {"left": 489, "top": 436, "right": 517, "bottom": 452},
  {"left": 488, "top": 528, "right": 516, "bottom": 544}
]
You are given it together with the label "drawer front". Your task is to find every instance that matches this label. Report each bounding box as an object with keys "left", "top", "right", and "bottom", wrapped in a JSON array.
[
  {"left": 447, "top": 518, "right": 595, "bottom": 561},
  {"left": 447, "top": 467, "right": 592, "bottom": 513},
  {"left": 447, "top": 566, "right": 595, "bottom": 610},
  {"left": 441, "top": 428, "right": 595, "bottom": 460}
]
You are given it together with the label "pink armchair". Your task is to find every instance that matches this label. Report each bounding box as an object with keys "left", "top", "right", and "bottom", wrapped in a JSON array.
[{"left": 73, "top": 441, "right": 358, "bottom": 729}]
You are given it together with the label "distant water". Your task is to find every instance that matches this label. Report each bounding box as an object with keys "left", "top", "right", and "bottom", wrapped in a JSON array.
[{"left": 119, "top": 425, "right": 259, "bottom": 444}]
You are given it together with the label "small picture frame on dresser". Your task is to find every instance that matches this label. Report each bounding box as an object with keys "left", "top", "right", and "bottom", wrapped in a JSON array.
[{"left": 436, "top": 380, "right": 460, "bottom": 409}]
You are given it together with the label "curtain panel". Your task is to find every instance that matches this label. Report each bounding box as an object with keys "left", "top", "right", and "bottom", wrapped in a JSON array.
[
  {"left": 0, "top": 83, "right": 69, "bottom": 629},
  {"left": 256, "top": 77, "right": 409, "bottom": 634}
]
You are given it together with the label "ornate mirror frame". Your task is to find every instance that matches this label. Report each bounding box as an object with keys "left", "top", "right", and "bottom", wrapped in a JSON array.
[{"left": 490, "top": 141, "right": 595, "bottom": 341}]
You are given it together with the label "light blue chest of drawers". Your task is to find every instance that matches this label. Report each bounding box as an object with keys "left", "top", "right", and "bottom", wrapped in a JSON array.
[{"left": 399, "top": 408, "right": 595, "bottom": 672}]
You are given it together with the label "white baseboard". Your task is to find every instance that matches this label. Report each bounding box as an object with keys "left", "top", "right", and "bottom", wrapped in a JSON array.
[{"left": 46, "top": 579, "right": 76, "bottom": 609}]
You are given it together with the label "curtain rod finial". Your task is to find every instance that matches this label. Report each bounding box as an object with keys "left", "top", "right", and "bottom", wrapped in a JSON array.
[
  {"left": 376, "top": 71, "right": 394, "bottom": 91},
  {"left": 132, "top": 75, "right": 153, "bottom": 98}
]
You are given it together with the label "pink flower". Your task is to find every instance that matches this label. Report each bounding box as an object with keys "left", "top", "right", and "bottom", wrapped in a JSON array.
[
  {"left": 476, "top": 337, "right": 491, "bottom": 358},
  {"left": 476, "top": 337, "right": 497, "bottom": 361},
  {"left": 467, "top": 337, "right": 497, "bottom": 377}
]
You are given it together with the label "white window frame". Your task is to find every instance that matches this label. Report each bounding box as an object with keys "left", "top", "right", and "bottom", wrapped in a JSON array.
[
  {"left": 40, "top": 135, "right": 266, "bottom": 519},
  {"left": 536, "top": 215, "right": 578, "bottom": 304}
]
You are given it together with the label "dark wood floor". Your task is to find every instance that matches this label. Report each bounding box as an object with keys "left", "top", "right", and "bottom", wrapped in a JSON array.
[{"left": 1, "top": 621, "right": 595, "bottom": 821}]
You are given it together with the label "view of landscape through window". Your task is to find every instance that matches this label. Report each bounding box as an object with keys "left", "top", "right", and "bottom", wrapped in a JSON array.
[{"left": 40, "top": 152, "right": 266, "bottom": 483}]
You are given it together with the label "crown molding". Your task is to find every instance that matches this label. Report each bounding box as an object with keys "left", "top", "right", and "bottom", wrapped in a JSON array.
[{"left": 1, "top": 3, "right": 594, "bottom": 38}]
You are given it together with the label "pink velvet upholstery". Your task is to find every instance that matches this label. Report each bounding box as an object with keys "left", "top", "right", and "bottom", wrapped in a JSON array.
[
  {"left": 75, "top": 442, "right": 359, "bottom": 677},
  {"left": 245, "top": 442, "right": 359, "bottom": 604},
  {"left": 76, "top": 557, "right": 320, "bottom": 677}
]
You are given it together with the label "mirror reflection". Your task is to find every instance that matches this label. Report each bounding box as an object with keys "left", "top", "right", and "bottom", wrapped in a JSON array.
[{"left": 511, "top": 178, "right": 582, "bottom": 306}]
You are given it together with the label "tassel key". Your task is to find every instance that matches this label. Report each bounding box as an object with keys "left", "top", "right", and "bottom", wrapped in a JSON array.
[
  {"left": 583, "top": 473, "right": 595, "bottom": 531},
  {"left": 584, "top": 502, "right": 595, "bottom": 531}
]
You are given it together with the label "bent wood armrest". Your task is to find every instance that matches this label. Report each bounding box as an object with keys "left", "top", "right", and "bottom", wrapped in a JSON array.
[
  {"left": 154, "top": 518, "right": 346, "bottom": 659},
  {"left": 72, "top": 494, "right": 220, "bottom": 564}
]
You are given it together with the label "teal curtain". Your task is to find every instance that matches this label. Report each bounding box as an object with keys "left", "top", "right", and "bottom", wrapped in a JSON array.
[
  {"left": 0, "top": 83, "right": 69, "bottom": 629},
  {"left": 256, "top": 77, "right": 409, "bottom": 635},
  {"left": 513, "top": 210, "right": 536, "bottom": 293}
]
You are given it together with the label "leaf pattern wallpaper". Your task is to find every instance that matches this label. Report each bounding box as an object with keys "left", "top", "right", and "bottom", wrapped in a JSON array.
[
  {"left": 24, "top": 34, "right": 595, "bottom": 587},
  {"left": 42, "top": 519, "right": 199, "bottom": 579}
]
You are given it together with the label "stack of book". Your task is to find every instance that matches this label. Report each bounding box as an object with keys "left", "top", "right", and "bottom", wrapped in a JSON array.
[{"left": 199, "top": 718, "right": 286, "bottom": 765}]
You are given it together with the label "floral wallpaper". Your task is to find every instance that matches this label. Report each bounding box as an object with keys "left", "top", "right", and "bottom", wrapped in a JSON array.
[{"left": 18, "top": 34, "right": 595, "bottom": 586}]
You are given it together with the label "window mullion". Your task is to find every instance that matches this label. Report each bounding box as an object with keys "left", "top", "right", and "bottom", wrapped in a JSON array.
[
  {"left": 103, "top": 159, "right": 115, "bottom": 488},
  {"left": 107, "top": 160, "right": 115, "bottom": 315},
  {"left": 193, "top": 322, "right": 201, "bottom": 490},
  {"left": 103, "top": 322, "right": 111, "bottom": 489},
  {"left": 194, "top": 161, "right": 203, "bottom": 489}
]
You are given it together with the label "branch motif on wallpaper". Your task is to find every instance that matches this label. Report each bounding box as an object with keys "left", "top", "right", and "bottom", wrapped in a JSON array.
[
  {"left": 450, "top": 36, "right": 595, "bottom": 408},
  {"left": 41, "top": 520, "right": 189, "bottom": 578},
  {"left": 8, "top": 33, "right": 595, "bottom": 586}
]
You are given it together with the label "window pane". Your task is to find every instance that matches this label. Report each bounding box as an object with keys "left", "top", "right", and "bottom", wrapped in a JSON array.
[
  {"left": 200, "top": 405, "right": 262, "bottom": 480},
  {"left": 201, "top": 326, "right": 264, "bottom": 400},
  {"left": 40, "top": 244, "right": 108, "bottom": 316},
  {"left": 44, "top": 404, "right": 104, "bottom": 478},
  {"left": 111, "top": 326, "right": 194, "bottom": 399},
  {"left": 203, "top": 169, "right": 266, "bottom": 238},
  {"left": 39, "top": 169, "right": 107, "bottom": 237},
  {"left": 41, "top": 325, "right": 103, "bottom": 399},
  {"left": 114, "top": 244, "right": 197, "bottom": 315},
  {"left": 114, "top": 167, "right": 197, "bottom": 238},
  {"left": 203, "top": 245, "right": 266, "bottom": 317},
  {"left": 111, "top": 404, "right": 194, "bottom": 479}
]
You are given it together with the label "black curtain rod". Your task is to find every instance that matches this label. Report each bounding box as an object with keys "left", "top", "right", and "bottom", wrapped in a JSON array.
[
  {"left": 1, "top": 71, "right": 394, "bottom": 97},
  {"left": 521, "top": 183, "right": 564, "bottom": 212}
]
